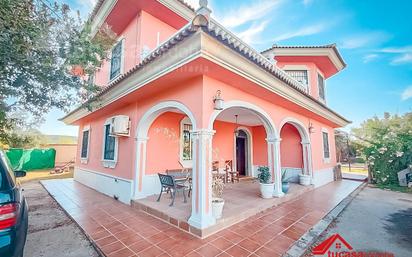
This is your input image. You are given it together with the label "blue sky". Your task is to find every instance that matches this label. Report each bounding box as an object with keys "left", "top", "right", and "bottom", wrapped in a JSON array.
[{"left": 42, "top": 0, "right": 412, "bottom": 136}]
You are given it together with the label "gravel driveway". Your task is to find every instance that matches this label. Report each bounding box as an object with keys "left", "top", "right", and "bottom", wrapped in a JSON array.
[{"left": 22, "top": 181, "right": 99, "bottom": 257}]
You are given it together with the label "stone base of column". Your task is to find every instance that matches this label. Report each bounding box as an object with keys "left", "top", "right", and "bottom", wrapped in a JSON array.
[
  {"left": 188, "top": 214, "right": 216, "bottom": 229},
  {"left": 273, "top": 190, "right": 285, "bottom": 198}
]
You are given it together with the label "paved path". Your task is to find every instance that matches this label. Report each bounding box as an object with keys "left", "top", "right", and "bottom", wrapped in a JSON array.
[
  {"left": 22, "top": 181, "right": 99, "bottom": 257},
  {"left": 311, "top": 186, "right": 412, "bottom": 257},
  {"left": 42, "top": 179, "right": 361, "bottom": 257}
]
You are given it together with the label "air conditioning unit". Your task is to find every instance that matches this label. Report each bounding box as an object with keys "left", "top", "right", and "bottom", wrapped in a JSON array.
[{"left": 109, "top": 115, "right": 130, "bottom": 137}]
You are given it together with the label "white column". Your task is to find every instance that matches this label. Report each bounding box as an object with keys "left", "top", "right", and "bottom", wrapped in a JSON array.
[
  {"left": 188, "top": 129, "right": 216, "bottom": 229},
  {"left": 133, "top": 137, "right": 148, "bottom": 199},
  {"left": 302, "top": 141, "right": 314, "bottom": 184},
  {"left": 301, "top": 141, "right": 309, "bottom": 176},
  {"left": 267, "top": 137, "right": 284, "bottom": 197}
]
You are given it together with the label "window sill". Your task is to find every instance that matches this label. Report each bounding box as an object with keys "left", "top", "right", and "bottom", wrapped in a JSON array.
[
  {"left": 80, "top": 158, "right": 88, "bottom": 164},
  {"left": 102, "top": 160, "right": 117, "bottom": 169},
  {"left": 323, "top": 158, "right": 331, "bottom": 164},
  {"left": 180, "top": 160, "right": 193, "bottom": 169},
  {"left": 109, "top": 73, "right": 122, "bottom": 84},
  {"left": 318, "top": 97, "right": 326, "bottom": 104}
]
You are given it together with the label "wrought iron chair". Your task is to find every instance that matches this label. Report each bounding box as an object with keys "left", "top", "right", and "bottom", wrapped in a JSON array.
[
  {"left": 212, "top": 161, "right": 219, "bottom": 172},
  {"left": 166, "top": 168, "right": 192, "bottom": 198},
  {"left": 212, "top": 161, "right": 226, "bottom": 183},
  {"left": 225, "top": 160, "right": 240, "bottom": 183},
  {"left": 157, "top": 173, "right": 187, "bottom": 206}
]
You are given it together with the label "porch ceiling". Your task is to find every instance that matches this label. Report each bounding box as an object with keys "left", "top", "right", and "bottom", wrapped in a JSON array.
[
  {"left": 216, "top": 108, "right": 262, "bottom": 127},
  {"left": 169, "top": 108, "right": 263, "bottom": 127}
]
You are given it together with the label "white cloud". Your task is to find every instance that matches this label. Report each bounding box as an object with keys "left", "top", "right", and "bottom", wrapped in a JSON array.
[
  {"left": 380, "top": 46, "right": 412, "bottom": 53},
  {"left": 273, "top": 23, "right": 327, "bottom": 42},
  {"left": 237, "top": 20, "right": 270, "bottom": 44},
  {"left": 362, "top": 54, "right": 379, "bottom": 63},
  {"left": 401, "top": 85, "right": 412, "bottom": 101},
  {"left": 184, "top": 0, "right": 200, "bottom": 9},
  {"left": 77, "top": 0, "right": 96, "bottom": 9},
  {"left": 391, "top": 53, "right": 412, "bottom": 65},
  {"left": 376, "top": 45, "right": 412, "bottom": 66},
  {"left": 340, "top": 32, "right": 390, "bottom": 49},
  {"left": 217, "top": 0, "right": 282, "bottom": 28}
]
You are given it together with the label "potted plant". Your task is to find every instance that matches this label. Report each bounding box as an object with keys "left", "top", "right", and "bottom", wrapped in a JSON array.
[
  {"left": 281, "top": 169, "right": 290, "bottom": 193},
  {"left": 257, "top": 166, "right": 274, "bottom": 199},
  {"left": 299, "top": 172, "right": 311, "bottom": 186},
  {"left": 212, "top": 177, "right": 225, "bottom": 219}
]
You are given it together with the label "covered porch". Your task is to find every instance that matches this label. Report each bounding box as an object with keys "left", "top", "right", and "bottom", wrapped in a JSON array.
[
  {"left": 133, "top": 99, "right": 314, "bottom": 234},
  {"left": 133, "top": 179, "right": 312, "bottom": 237}
]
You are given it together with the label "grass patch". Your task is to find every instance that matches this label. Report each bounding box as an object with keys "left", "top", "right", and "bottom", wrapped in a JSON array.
[
  {"left": 341, "top": 166, "right": 368, "bottom": 175},
  {"left": 375, "top": 183, "right": 412, "bottom": 194}
]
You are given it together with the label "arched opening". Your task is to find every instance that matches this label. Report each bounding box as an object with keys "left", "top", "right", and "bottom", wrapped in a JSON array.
[
  {"left": 208, "top": 100, "right": 283, "bottom": 196},
  {"left": 134, "top": 101, "right": 197, "bottom": 199},
  {"left": 211, "top": 108, "right": 270, "bottom": 178},
  {"left": 279, "top": 118, "right": 312, "bottom": 183}
]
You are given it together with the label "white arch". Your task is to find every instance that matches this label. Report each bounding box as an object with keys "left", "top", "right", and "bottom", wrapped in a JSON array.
[
  {"left": 279, "top": 117, "right": 313, "bottom": 182},
  {"left": 279, "top": 117, "right": 310, "bottom": 143},
  {"left": 133, "top": 101, "right": 197, "bottom": 199},
  {"left": 136, "top": 101, "right": 197, "bottom": 138},
  {"left": 208, "top": 100, "right": 277, "bottom": 137},
  {"left": 208, "top": 100, "right": 284, "bottom": 197}
]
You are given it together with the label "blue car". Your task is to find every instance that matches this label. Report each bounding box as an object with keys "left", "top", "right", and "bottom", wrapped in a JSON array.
[{"left": 0, "top": 151, "right": 28, "bottom": 257}]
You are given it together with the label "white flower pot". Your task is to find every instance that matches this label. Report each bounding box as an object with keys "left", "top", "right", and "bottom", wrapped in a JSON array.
[
  {"left": 260, "top": 183, "right": 274, "bottom": 199},
  {"left": 212, "top": 197, "right": 225, "bottom": 219},
  {"left": 299, "top": 174, "right": 311, "bottom": 186}
]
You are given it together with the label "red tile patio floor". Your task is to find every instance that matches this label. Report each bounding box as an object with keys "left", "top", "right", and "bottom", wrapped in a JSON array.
[{"left": 41, "top": 179, "right": 362, "bottom": 257}]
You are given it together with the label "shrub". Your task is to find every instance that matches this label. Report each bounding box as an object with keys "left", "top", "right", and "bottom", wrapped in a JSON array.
[
  {"left": 353, "top": 112, "right": 412, "bottom": 185},
  {"left": 257, "top": 166, "right": 271, "bottom": 184}
]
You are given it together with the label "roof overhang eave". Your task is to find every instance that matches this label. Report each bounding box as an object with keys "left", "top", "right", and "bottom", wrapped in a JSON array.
[{"left": 62, "top": 25, "right": 350, "bottom": 128}]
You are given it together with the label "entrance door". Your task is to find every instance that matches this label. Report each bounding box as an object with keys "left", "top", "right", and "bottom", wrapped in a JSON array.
[{"left": 236, "top": 135, "right": 247, "bottom": 176}]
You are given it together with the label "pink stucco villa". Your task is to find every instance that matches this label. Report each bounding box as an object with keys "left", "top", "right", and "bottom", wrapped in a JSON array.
[{"left": 61, "top": 0, "right": 349, "bottom": 232}]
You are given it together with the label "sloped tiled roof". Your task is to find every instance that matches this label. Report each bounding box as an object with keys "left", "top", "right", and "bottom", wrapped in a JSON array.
[
  {"left": 62, "top": 17, "right": 350, "bottom": 124},
  {"left": 65, "top": 0, "right": 349, "bottom": 124},
  {"left": 261, "top": 43, "right": 347, "bottom": 68}
]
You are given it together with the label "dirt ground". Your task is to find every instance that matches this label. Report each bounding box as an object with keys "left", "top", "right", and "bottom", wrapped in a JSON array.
[
  {"left": 22, "top": 181, "right": 99, "bottom": 257},
  {"left": 17, "top": 169, "right": 73, "bottom": 183}
]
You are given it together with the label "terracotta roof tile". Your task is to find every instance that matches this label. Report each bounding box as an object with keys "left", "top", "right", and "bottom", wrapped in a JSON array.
[
  {"left": 66, "top": 1, "right": 349, "bottom": 124},
  {"left": 261, "top": 44, "right": 347, "bottom": 68}
]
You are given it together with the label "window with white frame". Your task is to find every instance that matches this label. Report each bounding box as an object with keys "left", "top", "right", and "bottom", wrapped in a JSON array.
[
  {"left": 80, "top": 127, "right": 90, "bottom": 159},
  {"left": 110, "top": 40, "right": 123, "bottom": 80},
  {"left": 285, "top": 70, "right": 309, "bottom": 87},
  {"left": 103, "top": 124, "right": 116, "bottom": 161},
  {"left": 322, "top": 131, "right": 330, "bottom": 160},
  {"left": 180, "top": 117, "right": 193, "bottom": 166},
  {"left": 318, "top": 73, "right": 325, "bottom": 100}
]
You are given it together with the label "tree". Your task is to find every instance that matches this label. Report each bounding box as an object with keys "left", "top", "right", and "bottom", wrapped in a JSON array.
[
  {"left": 352, "top": 112, "right": 412, "bottom": 184},
  {"left": 0, "top": 0, "right": 116, "bottom": 146},
  {"left": 335, "top": 130, "right": 357, "bottom": 163}
]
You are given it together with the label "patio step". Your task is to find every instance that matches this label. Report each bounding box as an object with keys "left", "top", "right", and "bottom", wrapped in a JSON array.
[{"left": 132, "top": 182, "right": 315, "bottom": 238}]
